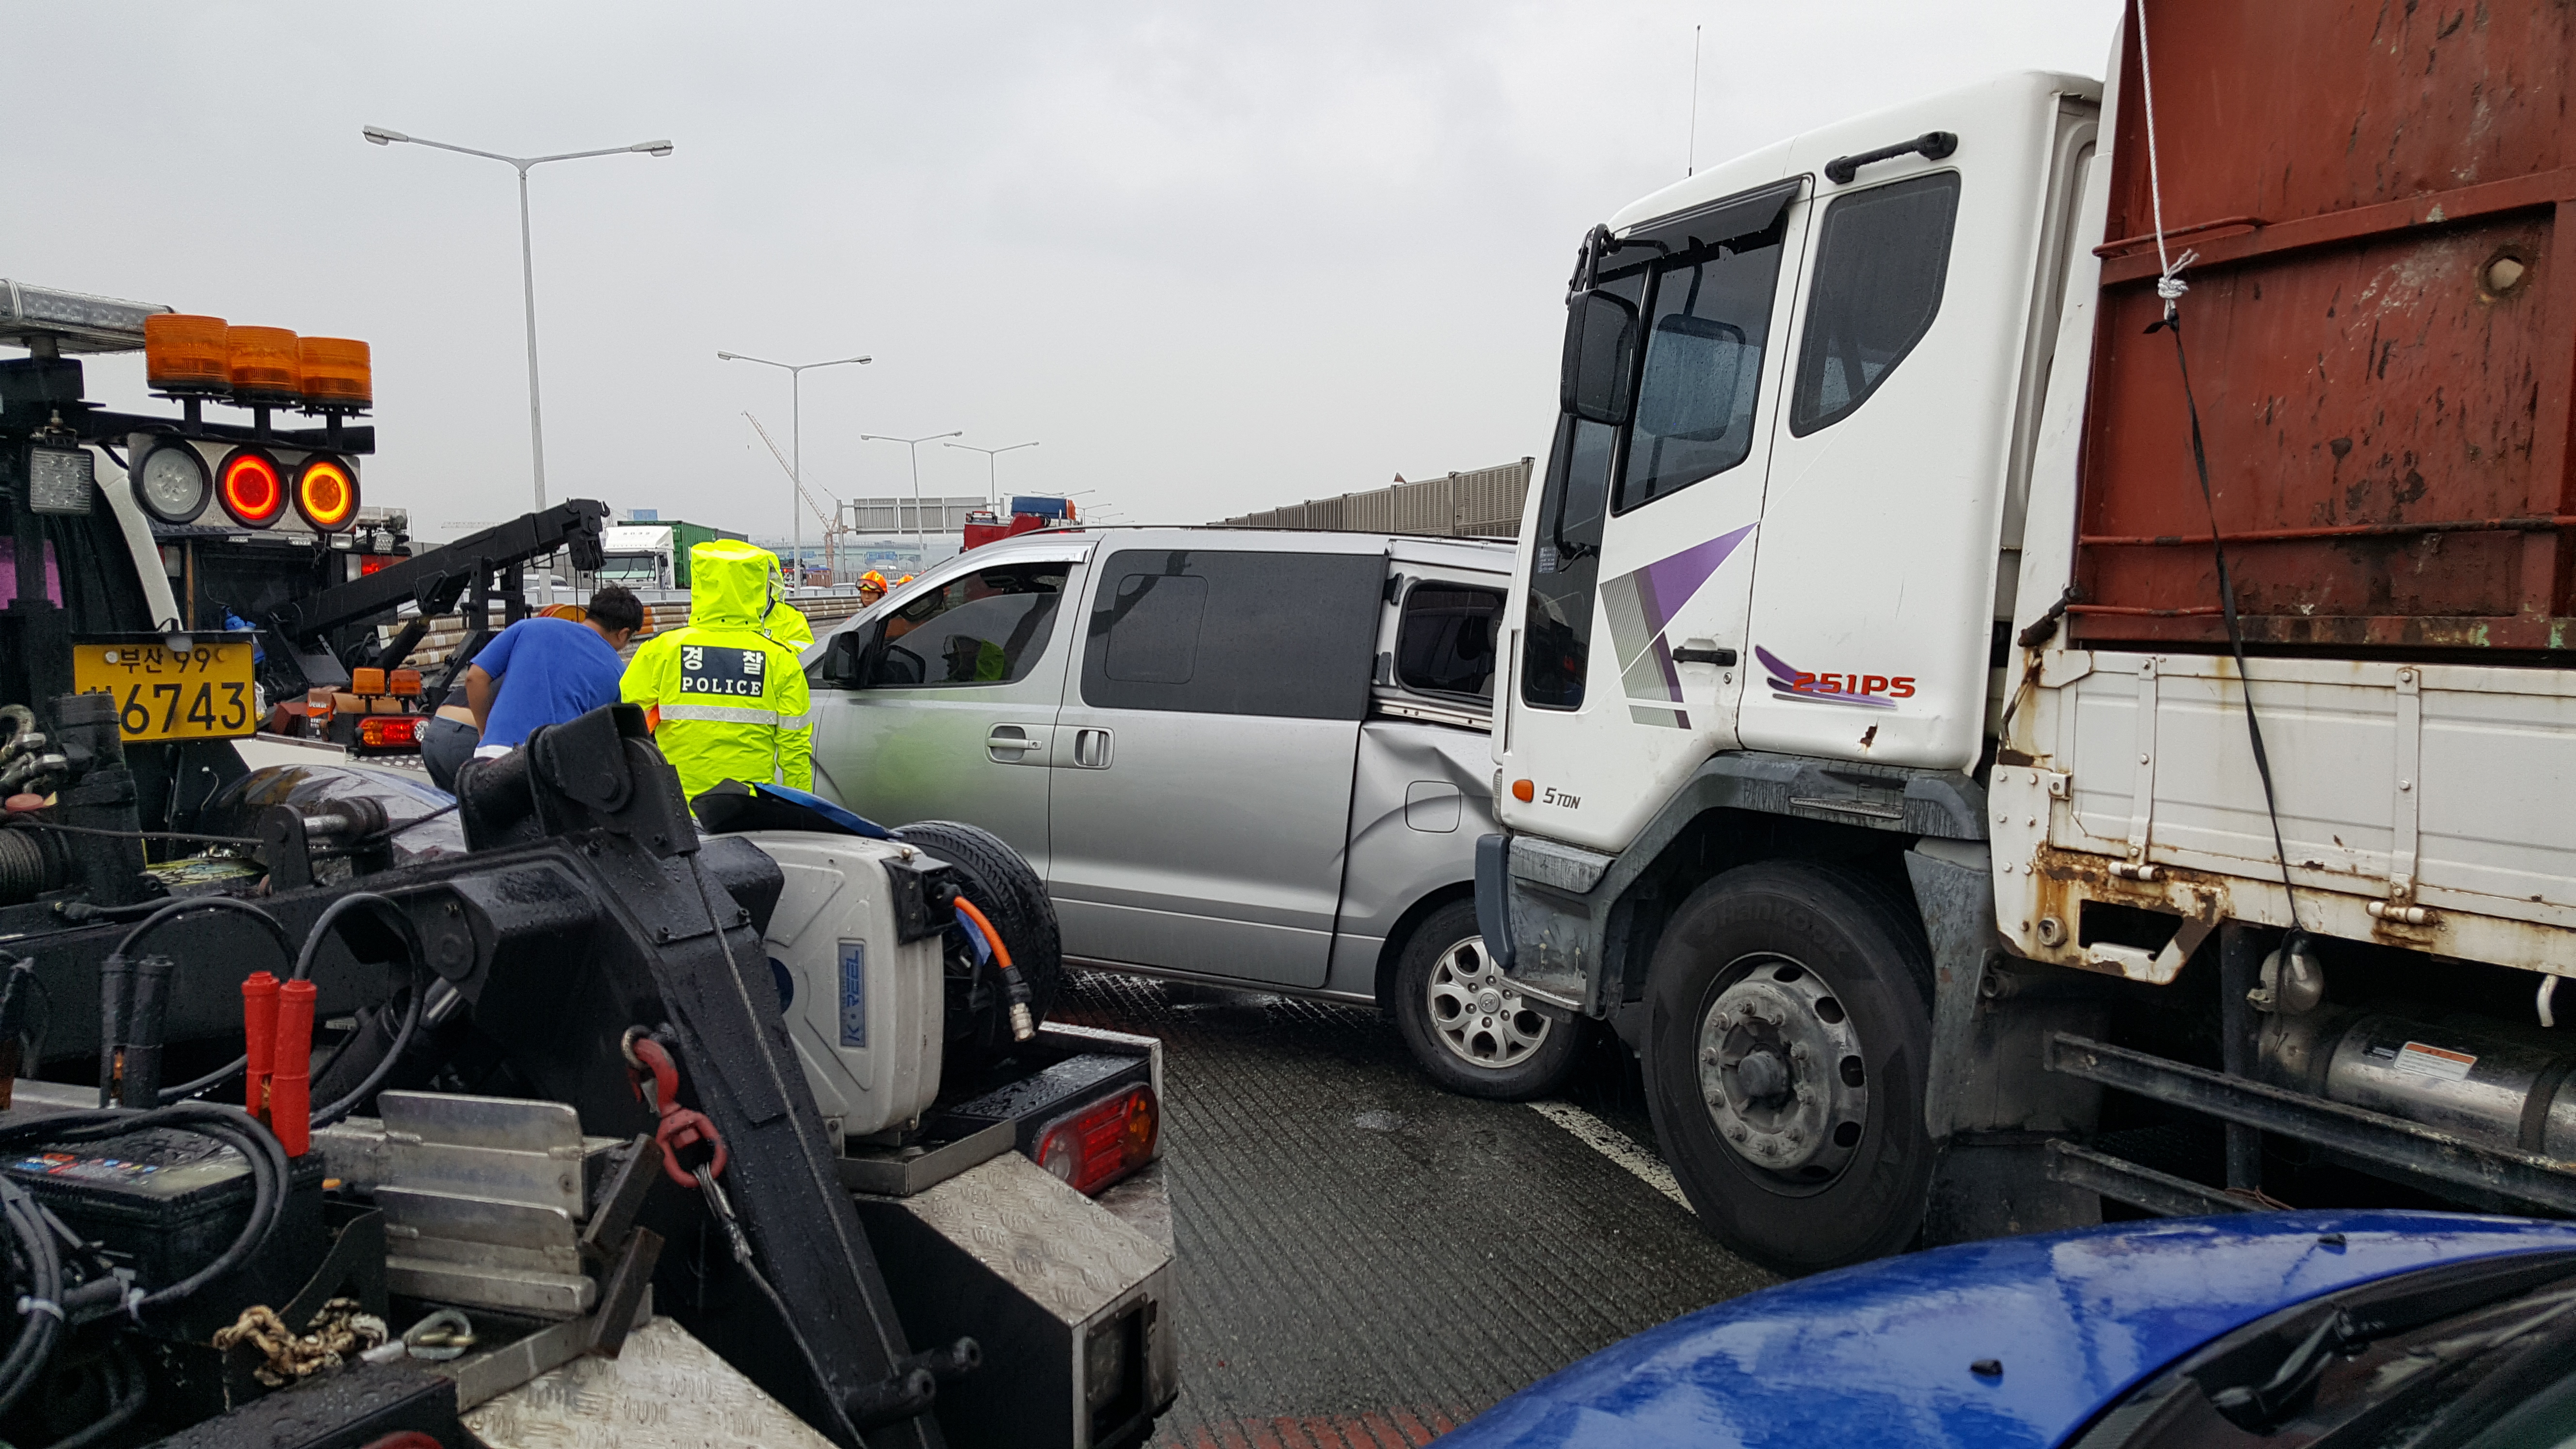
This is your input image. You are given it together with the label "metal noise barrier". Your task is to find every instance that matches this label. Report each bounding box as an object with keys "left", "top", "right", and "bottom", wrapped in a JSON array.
[{"left": 1219, "top": 458, "right": 1534, "bottom": 538}]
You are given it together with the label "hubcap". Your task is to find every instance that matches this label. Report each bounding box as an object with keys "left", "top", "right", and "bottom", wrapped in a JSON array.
[
  {"left": 1696, "top": 957, "right": 1868, "bottom": 1182},
  {"left": 1426, "top": 935, "right": 1551, "bottom": 1070}
]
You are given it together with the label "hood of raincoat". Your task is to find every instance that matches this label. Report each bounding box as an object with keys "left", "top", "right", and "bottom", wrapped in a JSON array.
[{"left": 687, "top": 540, "right": 782, "bottom": 630}]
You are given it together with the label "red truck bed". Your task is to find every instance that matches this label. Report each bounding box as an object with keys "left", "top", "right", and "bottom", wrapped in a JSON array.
[{"left": 2073, "top": 0, "right": 2576, "bottom": 656}]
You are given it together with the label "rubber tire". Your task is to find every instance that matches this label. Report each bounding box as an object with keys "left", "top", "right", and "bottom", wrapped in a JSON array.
[
  {"left": 1641, "top": 860, "right": 1935, "bottom": 1276},
  {"left": 1392, "top": 898, "right": 1583, "bottom": 1101},
  {"left": 892, "top": 820, "right": 1065, "bottom": 1025}
]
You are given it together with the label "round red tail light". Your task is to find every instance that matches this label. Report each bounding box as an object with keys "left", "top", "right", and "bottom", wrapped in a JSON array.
[
  {"left": 294, "top": 455, "right": 358, "bottom": 531},
  {"left": 217, "top": 449, "right": 286, "bottom": 527}
]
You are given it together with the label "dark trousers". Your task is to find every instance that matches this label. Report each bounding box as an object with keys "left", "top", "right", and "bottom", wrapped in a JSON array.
[{"left": 419, "top": 716, "right": 479, "bottom": 794}]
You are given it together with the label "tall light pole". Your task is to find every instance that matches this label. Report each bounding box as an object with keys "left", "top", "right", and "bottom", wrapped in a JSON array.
[
  {"left": 860, "top": 432, "right": 963, "bottom": 555},
  {"left": 719, "top": 351, "right": 871, "bottom": 584},
  {"left": 944, "top": 440, "right": 1039, "bottom": 511},
  {"left": 363, "top": 126, "right": 672, "bottom": 515}
]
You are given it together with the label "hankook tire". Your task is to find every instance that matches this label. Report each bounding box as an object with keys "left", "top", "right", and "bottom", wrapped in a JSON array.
[{"left": 1642, "top": 860, "right": 1935, "bottom": 1275}]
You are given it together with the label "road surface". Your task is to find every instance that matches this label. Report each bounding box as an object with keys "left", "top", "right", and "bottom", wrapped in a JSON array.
[{"left": 1054, "top": 972, "right": 1774, "bottom": 1448}]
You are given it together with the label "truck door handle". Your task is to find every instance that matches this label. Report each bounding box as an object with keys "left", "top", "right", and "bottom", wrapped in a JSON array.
[
  {"left": 1071, "top": 728, "right": 1113, "bottom": 769},
  {"left": 1673, "top": 646, "right": 1737, "bottom": 666}
]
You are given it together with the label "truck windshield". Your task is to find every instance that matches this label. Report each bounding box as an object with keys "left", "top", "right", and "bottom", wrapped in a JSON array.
[{"left": 596, "top": 552, "right": 661, "bottom": 582}]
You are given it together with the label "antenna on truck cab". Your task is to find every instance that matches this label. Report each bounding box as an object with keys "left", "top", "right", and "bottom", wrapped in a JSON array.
[{"left": 1687, "top": 26, "right": 1702, "bottom": 177}]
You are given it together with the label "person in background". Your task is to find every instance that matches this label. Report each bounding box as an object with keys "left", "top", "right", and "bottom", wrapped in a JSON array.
[
  {"left": 760, "top": 556, "right": 815, "bottom": 652},
  {"left": 417, "top": 677, "right": 479, "bottom": 791},
  {"left": 621, "top": 540, "right": 812, "bottom": 803},
  {"left": 856, "top": 571, "right": 888, "bottom": 609},
  {"left": 463, "top": 586, "right": 646, "bottom": 762}
]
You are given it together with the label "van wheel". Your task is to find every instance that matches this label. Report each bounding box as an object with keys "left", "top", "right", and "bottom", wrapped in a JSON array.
[
  {"left": 1393, "top": 899, "right": 1580, "bottom": 1100},
  {"left": 1641, "top": 861, "right": 1934, "bottom": 1276}
]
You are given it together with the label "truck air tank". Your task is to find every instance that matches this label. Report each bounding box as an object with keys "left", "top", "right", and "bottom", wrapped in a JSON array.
[{"left": 2263, "top": 1009, "right": 2576, "bottom": 1162}]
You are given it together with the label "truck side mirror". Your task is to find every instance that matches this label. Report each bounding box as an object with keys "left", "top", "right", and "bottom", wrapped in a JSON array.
[
  {"left": 1634, "top": 314, "right": 1749, "bottom": 443},
  {"left": 1561, "top": 289, "right": 1639, "bottom": 425}
]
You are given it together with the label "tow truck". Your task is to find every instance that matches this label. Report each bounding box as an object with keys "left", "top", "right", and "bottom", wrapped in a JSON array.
[
  {"left": 0, "top": 280, "right": 1175, "bottom": 1447},
  {"left": 1482, "top": 0, "right": 2576, "bottom": 1275}
]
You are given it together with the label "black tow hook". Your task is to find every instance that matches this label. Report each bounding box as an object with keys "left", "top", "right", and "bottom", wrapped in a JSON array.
[{"left": 846, "top": 1336, "right": 983, "bottom": 1431}]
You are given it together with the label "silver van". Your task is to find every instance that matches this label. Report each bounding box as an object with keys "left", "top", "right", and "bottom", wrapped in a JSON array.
[{"left": 805, "top": 528, "right": 1580, "bottom": 1098}]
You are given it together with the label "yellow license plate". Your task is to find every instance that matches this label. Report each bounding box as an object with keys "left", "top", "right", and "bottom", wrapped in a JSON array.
[{"left": 72, "top": 638, "right": 260, "bottom": 742}]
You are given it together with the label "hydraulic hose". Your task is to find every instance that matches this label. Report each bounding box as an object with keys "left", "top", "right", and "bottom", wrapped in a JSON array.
[
  {"left": 161, "top": 891, "right": 424, "bottom": 1107},
  {"left": 0, "top": 1176, "right": 63, "bottom": 1420},
  {"left": 953, "top": 896, "right": 1033, "bottom": 1042}
]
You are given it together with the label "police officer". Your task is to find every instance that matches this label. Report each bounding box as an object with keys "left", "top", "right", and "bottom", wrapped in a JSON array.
[{"left": 621, "top": 540, "right": 812, "bottom": 803}]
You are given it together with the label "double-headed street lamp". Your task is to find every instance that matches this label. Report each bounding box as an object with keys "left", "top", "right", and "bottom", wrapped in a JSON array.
[
  {"left": 719, "top": 352, "right": 872, "bottom": 582},
  {"left": 944, "top": 440, "right": 1039, "bottom": 511},
  {"left": 362, "top": 126, "right": 672, "bottom": 514},
  {"left": 859, "top": 432, "right": 963, "bottom": 553}
]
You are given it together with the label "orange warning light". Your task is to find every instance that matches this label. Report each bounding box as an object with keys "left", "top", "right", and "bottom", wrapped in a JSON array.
[
  {"left": 225, "top": 327, "right": 302, "bottom": 401},
  {"left": 297, "top": 337, "right": 372, "bottom": 409},
  {"left": 145, "top": 314, "right": 232, "bottom": 393},
  {"left": 294, "top": 456, "right": 358, "bottom": 531}
]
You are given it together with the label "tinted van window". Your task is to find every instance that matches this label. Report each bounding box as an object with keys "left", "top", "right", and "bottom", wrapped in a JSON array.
[
  {"left": 868, "top": 563, "right": 1066, "bottom": 688},
  {"left": 1789, "top": 172, "right": 1960, "bottom": 436},
  {"left": 1397, "top": 584, "right": 1503, "bottom": 701},
  {"left": 1082, "top": 549, "right": 1382, "bottom": 719}
]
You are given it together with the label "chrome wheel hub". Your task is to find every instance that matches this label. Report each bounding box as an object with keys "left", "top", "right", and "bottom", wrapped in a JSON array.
[
  {"left": 1697, "top": 958, "right": 1868, "bottom": 1181},
  {"left": 1426, "top": 935, "right": 1551, "bottom": 1071}
]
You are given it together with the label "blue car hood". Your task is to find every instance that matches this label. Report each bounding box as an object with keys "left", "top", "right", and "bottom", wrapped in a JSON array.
[{"left": 1443, "top": 1210, "right": 2576, "bottom": 1449}]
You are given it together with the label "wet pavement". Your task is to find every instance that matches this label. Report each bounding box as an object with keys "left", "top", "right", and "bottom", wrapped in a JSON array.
[{"left": 1052, "top": 972, "right": 1775, "bottom": 1448}]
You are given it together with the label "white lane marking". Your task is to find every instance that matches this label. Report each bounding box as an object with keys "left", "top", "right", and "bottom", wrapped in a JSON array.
[{"left": 1529, "top": 1100, "right": 1694, "bottom": 1214}]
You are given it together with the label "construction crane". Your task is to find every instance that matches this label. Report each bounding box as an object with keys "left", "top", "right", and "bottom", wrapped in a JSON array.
[{"left": 744, "top": 410, "right": 852, "bottom": 583}]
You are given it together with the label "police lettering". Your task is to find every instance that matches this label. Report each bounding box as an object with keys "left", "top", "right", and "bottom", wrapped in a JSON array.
[{"left": 678, "top": 645, "right": 765, "bottom": 698}]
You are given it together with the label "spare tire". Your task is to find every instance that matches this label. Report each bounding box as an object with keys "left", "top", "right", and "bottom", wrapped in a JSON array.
[{"left": 892, "top": 821, "right": 1064, "bottom": 1071}]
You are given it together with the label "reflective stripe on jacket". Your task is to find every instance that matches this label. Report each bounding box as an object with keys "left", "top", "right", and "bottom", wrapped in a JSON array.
[{"left": 621, "top": 539, "right": 813, "bottom": 801}]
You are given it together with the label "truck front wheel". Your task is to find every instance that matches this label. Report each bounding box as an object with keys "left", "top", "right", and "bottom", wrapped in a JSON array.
[{"left": 1642, "top": 861, "right": 1935, "bottom": 1275}]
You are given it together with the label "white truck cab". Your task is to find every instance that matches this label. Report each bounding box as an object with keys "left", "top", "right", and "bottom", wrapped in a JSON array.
[{"left": 1483, "top": 42, "right": 2576, "bottom": 1278}]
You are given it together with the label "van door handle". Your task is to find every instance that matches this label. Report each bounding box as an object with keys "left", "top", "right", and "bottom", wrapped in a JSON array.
[
  {"left": 1673, "top": 646, "right": 1737, "bottom": 666},
  {"left": 1071, "top": 727, "right": 1114, "bottom": 769},
  {"left": 986, "top": 725, "right": 1042, "bottom": 761}
]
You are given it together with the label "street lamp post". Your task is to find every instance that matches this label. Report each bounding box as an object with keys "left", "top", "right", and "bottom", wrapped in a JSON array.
[
  {"left": 362, "top": 126, "right": 672, "bottom": 517},
  {"left": 859, "top": 432, "right": 964, "bottom": 555},
  {"left": 943, "top": 440, "right": 1039, "bottom": 511},
  {"left": 719, "top": 352, "right": 871, "bottom": 585}
]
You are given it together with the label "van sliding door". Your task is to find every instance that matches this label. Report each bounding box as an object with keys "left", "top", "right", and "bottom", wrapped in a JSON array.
[{"left": 1049, "top": 545, "right": 1383, "bottom": 989}]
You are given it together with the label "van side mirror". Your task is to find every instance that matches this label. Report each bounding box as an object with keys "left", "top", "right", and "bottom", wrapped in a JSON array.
[
  {"left": 1561, "top": 289, "right": 1639, "bottom": 425},
  {"left": 820, "top": 626, "right": 875, "bottom": 688},
  {"left": 1633, "top": 314, "right": 1749, "bottom": 442}
]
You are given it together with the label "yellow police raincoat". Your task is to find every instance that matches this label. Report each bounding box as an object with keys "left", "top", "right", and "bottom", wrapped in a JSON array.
[{"left": 622, "top": 540, "right": 812, "bottom": 801}]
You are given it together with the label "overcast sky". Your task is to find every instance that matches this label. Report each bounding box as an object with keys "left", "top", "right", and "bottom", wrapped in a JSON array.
[{"left": 13, "top": 1, "right": 2121, "bottom": 544}]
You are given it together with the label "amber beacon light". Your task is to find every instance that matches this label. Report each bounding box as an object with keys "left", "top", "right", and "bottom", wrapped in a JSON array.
[
  {"left": 144, "top": 314, "right": 233, "bottom": 394},
  {"left": 217, "top": 449, "right": 288, "bottom": 527},
  {"left": 293, "top": 456, "right": 358, "bottom": 531},
  {"left": 297, "top": 337, "right": 372, "bottom": 410},
  {"left": 225, "top": 327, "right": 302, "bottom": 402}
]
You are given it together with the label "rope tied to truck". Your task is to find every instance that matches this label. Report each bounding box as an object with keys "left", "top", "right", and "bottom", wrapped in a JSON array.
[{"left": 2129, "top": 0, "right": 2309, "bottom": 944}]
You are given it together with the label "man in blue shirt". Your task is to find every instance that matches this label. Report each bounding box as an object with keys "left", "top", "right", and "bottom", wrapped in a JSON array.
[{"left": 463, "top": 587, "right": 646, "bottom": 760}]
